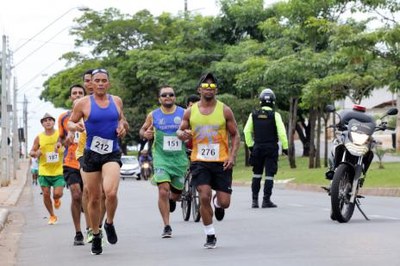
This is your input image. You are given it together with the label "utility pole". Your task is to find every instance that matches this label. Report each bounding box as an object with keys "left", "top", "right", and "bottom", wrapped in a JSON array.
[
  {"left": 184, "top": 0, "right": 188, "bottom": 19},
  {"left": 13, "top": 77, "right": 19, "bottom": 179},
  {"left": 23, "top": 95, "right": 28, "bottom": 157},
  {"left": 1, "top": 35, "right": 10, "bottom": 186}
]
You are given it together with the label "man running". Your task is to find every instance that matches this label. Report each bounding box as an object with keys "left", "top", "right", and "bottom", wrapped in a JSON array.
[
  {"left": 68, "top": 68, "right": 128, "bottom": 255},
  {"left": 29, "top": 113, "right": 65, "bottom": 225},
  {"left": 139, "top": 85, "right": 189, "bottom": 238},
  {"left": 177, "top": 72, "right": 240, "bottom": 249},
  {"left": 58, "top": 84, "right": 88, "bottom": 245}
]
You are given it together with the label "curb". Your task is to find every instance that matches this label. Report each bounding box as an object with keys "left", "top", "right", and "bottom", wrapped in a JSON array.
[
  {"left": 0, "top": 208, "right": 9, "bottom": 232},
  {"left": 0, "top": 160, "right": 29, "bottom": 233}
]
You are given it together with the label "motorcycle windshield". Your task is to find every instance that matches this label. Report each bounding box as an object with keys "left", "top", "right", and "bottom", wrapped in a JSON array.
[{"left": 348, "top": 119, "right": 375, "bottom": 135}]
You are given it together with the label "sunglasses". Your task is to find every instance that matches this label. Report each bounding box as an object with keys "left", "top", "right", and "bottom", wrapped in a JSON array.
[
  {"left": 160, "top": 93, "right": 175, "bottom": 98},
  {"left": 92, "top": 68, "right": 109, "bottom": 75},
  {"left": 200, "top": 83, "right": 217, "bottom": 89}
]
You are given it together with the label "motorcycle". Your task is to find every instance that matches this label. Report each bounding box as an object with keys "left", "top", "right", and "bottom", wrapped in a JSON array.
[
  {"left": 140, "top": 160, "right": 153, "bottom": 181},
  {"left": 323, "top": 104, "right": 398, "bottom": 223}
]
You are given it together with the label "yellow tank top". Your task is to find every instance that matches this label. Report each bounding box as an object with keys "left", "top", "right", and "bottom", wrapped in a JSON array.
[
  {"left": 75, "top": 119, "right": 86, "bottom": 160},
  {"left": 76, "top": 131, "right": 86, "bottom": 160},
  {"left": 190, "top": 100, "right": 229, "bottom": 162},
  {"left": 38, "top": 130, "right": 63, "bottom": 176}
]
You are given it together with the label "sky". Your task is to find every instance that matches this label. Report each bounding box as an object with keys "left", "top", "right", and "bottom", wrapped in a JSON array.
[{"left": 0, "top": 0, "right": 224, "bottom": 150}]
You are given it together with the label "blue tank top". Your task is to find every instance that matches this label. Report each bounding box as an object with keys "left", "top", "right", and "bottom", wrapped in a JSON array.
[{"left": 85, "top": 94, "right": 120, "bottom": 153}]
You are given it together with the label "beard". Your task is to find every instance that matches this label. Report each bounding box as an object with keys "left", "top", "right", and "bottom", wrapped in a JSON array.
[{"left": 163, "top": 102, "right": 174, "bottom": 108}]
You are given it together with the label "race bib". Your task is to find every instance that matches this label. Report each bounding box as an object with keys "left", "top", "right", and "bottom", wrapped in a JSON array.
[
  {"left": 163, "top": 136, "right": 182, "bottom": 151},
  {"left": 197, "top": 144, "right": 220, "bottom": 160},
  {"left": 73, "top": 132, "right": 80, "bottom": 144},
  {"left": 45, "top": 152, "right": 59, "bottom": 163},
  {"left": 90, "top": 136, "right": 113, "bottom": 154}
]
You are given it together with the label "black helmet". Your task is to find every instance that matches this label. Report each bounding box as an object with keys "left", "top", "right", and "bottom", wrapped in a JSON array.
[{"left": 259, "top": 88, "right": 275, "bottom": 107}]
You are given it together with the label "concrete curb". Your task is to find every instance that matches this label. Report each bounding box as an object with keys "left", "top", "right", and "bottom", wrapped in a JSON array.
[
  {"left": 0, "top": 208, "right": 9, "bottom": 232},
  {"left": 0, "top": 160, "right": 29, "bottom": 232}
]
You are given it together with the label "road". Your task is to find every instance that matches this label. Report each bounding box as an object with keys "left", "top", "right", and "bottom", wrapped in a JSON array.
[{"left": 3, "top": 177, "right": 400, "bottom": 266}]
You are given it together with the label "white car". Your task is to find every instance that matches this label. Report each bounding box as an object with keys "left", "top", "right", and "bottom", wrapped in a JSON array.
[{"left": 120, "top": 155, "right": 140, "bottom": 180}]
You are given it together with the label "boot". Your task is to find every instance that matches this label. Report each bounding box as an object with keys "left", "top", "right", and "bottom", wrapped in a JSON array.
[
  {"left": 262, "top": 198, "right": 277, "bottom": 208},
  {"left": 262, "top": 179, "right": 277, "bottom": 208},
  {"left": 252, "top": 196, "right": 259, "bottom": 208},
  {"left": 251, "top": 178, "right": 261, "bottom": 208}
]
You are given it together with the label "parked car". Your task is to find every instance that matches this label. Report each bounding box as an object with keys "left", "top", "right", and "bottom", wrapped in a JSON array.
[{"left": 120, "top": 155, "right": 140, "bottom": 180}]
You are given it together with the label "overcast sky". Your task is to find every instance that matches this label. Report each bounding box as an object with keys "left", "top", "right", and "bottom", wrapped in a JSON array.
[
  {"left": 0, "top": 0, "right": 224, "bottom": 149},
  {"left": 1, "top": 0, "right": 283, "bottom": 150}
]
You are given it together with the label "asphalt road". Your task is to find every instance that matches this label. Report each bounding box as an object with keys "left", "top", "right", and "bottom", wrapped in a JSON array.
[{"left": 7, "top": 177, "right": 400, "bottom": 266}]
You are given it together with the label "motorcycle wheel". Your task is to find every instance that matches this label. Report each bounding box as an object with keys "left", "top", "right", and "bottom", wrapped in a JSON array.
[
  {"left": 181, "top": 173, "right": 191, "bottom": 221},
  {"left": 330, "top": 164, "right": 355, "bottom": 223},
  {"left": 191, "top": 185, "right": 201, "bottom": 222}
]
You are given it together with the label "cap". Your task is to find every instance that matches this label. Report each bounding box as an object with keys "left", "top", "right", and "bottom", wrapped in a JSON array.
[
  {"left": 198, "top": 72, "right": 218, "bottom": 87},
  {"left": 40, "top": 112, "right": 55, "bottom": 123}
]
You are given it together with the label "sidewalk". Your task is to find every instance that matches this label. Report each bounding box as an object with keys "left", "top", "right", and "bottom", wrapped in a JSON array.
[{"left": 0, "top": 159, "right": 29, "bottom": 231}]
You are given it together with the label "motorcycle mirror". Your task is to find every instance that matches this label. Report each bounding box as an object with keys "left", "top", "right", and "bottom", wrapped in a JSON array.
[
  {"left": 386, "top": 107, "right": 398, "bottom": 116},
  {"left": 324, "top": 105, "right": 336, "bottom": 113}
]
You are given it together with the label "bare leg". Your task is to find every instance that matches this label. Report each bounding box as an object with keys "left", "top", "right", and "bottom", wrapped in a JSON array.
[
  {"left": 41, "top": 186, "right": 54, "bottom": 216},
  {"left": 84, "top": 171, "right": 103, "bottom": 235},
  {"left": 198, "top": 184, "right": 213, "bottom": 226},
  {"left": 69, "top": 183, "right": 83, "bottom": 232},
  {"left": 157, "top": 182, "right": 170, "bottom": 226},
  {"left": 102, "top": 162, "right": 120, "bottom": 224}
]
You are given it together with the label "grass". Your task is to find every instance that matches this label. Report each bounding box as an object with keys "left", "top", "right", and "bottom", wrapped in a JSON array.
[{"left": 232, "top": 143, "right": 400, "bottom": 188}]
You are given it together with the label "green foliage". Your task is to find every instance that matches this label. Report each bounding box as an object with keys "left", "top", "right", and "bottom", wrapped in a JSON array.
[{"left": 39, "top": 0, "right": 400, "bottom": 152}]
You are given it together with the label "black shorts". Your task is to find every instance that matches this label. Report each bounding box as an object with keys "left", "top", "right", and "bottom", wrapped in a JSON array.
[
  {"left": 78, "top": 156, "right": 85, "bottom": 170},
  {"left": 82, "top": 149, "right": 122, "bottom": 173},
  {"left": 190, "top": 162, "right": 232, "bottom": 194},
  {"left": 251, "top": 143, "right": 279, "bottom": 176},
  {"left": 63, "top": 166, "right": 83, "bottom": 188}
]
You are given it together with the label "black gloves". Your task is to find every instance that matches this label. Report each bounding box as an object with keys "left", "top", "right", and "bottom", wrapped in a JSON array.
[{"left": 282, "top": 149, "right": 288, "bottom": 156}]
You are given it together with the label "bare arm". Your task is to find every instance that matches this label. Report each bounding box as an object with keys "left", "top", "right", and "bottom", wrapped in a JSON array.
[
  {"left": 113, "top": 96, "right": 128, "bottom": 138},
  {"left": 224, "top": 105, "right": 240, "bottom": 170},
  {"left": 67, "top": 97, "right": 86, "bottom": 133},
  {"left": 29, "top": 136, "right": 41, "bottom": 158},
  {"left": 139, "top": 113, "right": 154, "bottom": 140},
  {"left": 177, "top": 108, "right": 192, "bottom": 141}
]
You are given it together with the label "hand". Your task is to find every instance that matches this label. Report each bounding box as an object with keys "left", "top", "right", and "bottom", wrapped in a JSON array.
[
  {"left": 179, "top": 129, "right": 192, "bottom": 141},
  {"left": 282, "top": 149, "right": 288, "bottom": 156},
  {"left": 74, "top": 121, "right": 85, "bottom": 132},
  {"left": 143, "top": 126, "right": 154, "bottom": 140},
  {"left": 116, "top": 122, "right": 127, "bottom": 138}
]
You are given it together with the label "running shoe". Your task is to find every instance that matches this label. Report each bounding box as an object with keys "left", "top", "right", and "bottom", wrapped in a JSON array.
[
  {"left": 213, "top": 195, "right": 225, "bottom": 221},
  {"left": 204, "top": 234, "right": 217, "bottom": 249},
  {"left": 54, "top": 198, "right": 61, "bottom": 209},
  {"left": 74, "top": 231, "right": 84, "bottom": 246},
  {"left": 91, "top": 235, "right": 103, "bottom": 255},
  {"left": 161, "top": 225, "right": 172, "bottom": 238},
  {"left": 169, "top": 199, "right": 176, "bottom": 213},
  {"left": 48, "top": 215, "right": 58, "bottom": 225},
  {"left": 104, "top": 221, "right": 118, "bottom": 244},
  {"left": 86, "top": 228, "right": 93, "bottom": 243}
]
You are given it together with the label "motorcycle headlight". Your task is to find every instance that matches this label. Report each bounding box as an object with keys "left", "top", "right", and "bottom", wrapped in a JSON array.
[{"left": 350, "top": 132, "right": 369, "bottom": 145}]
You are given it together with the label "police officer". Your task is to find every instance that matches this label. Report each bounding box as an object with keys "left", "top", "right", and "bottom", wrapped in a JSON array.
[{"left": 243, "top": 88, "right": 288, "bottom": 208}]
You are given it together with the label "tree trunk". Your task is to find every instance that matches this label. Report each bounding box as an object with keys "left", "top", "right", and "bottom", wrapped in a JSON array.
[
  {"left": 315, "top": 109, "right": 321, "bottom": 168},
  {"left": 308, "top": 108, "right": 317, "bottom": 169},
  {"left": 323, "top": 113, "right": 329, "bottom": 168},
  {"left": 397, "top": 92, "right": 400, "bottom": 152},
  {"left": 288, "top": 97, "right": 298, "bottom": 168}
]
